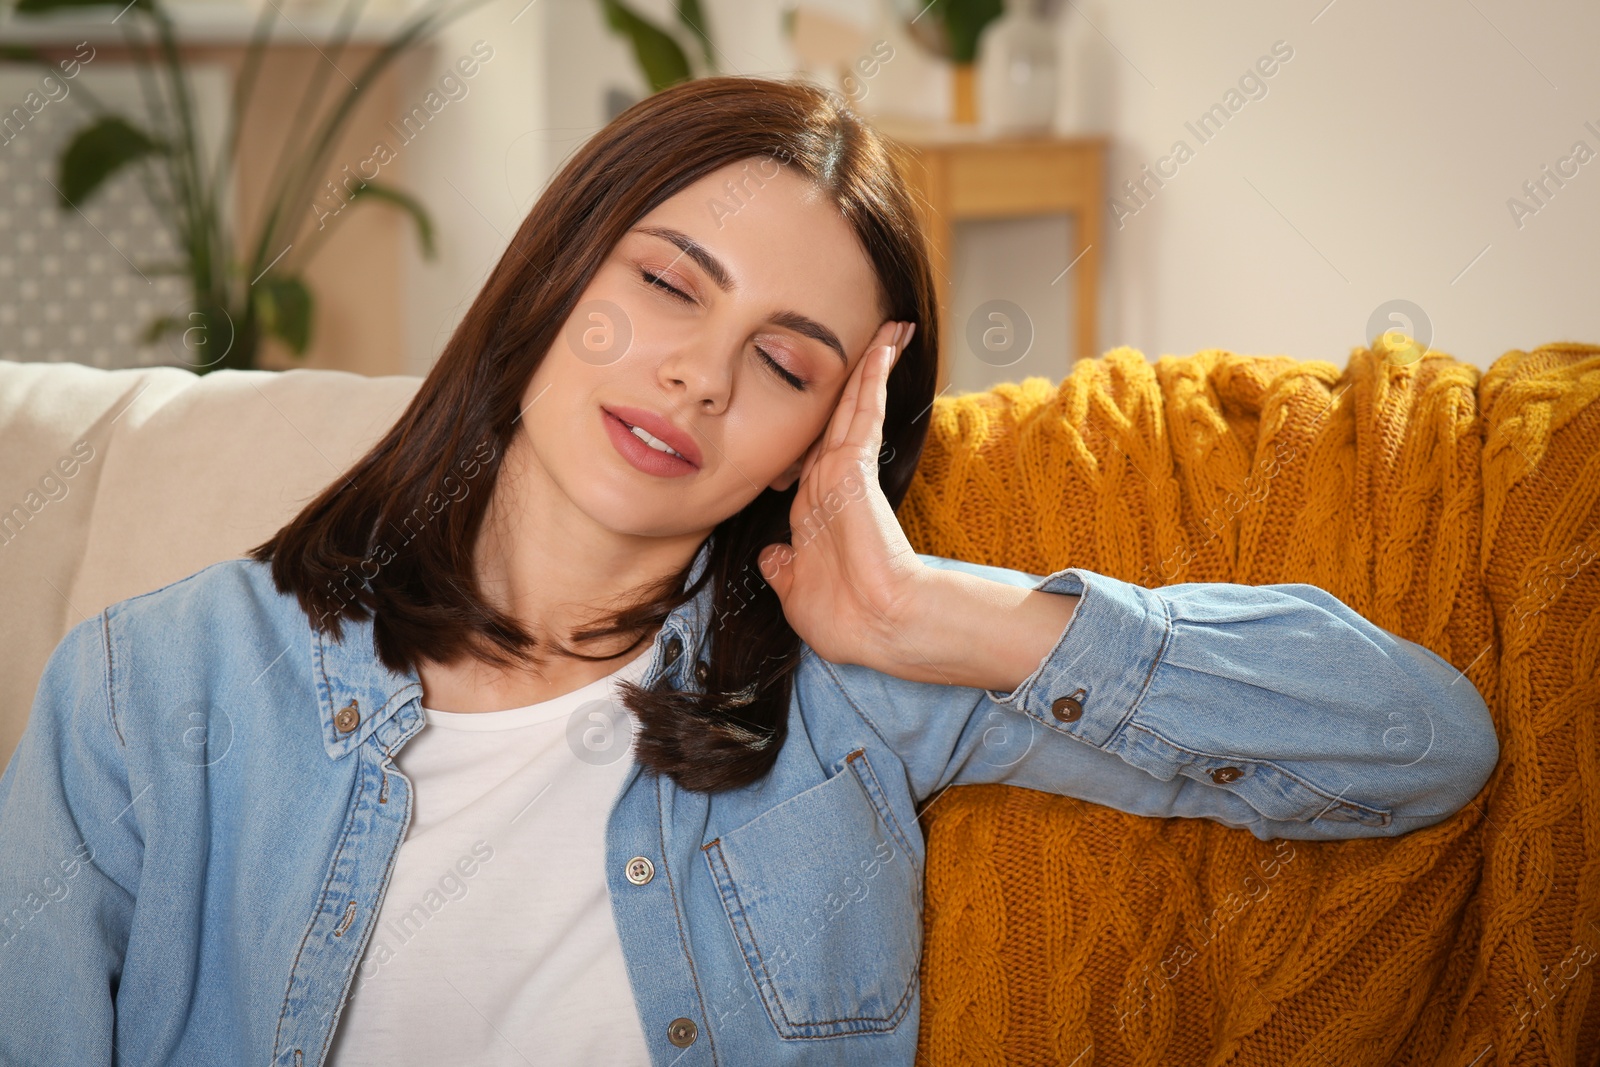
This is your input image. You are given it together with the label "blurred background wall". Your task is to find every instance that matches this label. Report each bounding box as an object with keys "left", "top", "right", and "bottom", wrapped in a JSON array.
[{"left": 2, "top": 0, "right": 1595, "bottom": 384}]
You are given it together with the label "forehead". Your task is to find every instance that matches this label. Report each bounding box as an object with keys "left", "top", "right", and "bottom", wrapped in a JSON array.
[{"left": 629, "top": 157, "right": 887, "bottom": 342}]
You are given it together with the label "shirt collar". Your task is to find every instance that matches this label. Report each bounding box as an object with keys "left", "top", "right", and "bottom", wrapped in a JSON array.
[
  {"left": 310, "top": 535, "right": 717, "bottom": 761},
  {"left": 669, "top": 532, "right": 715, "bottom": 654},
  {"left": 311, "top": 611, "right": 423, "bottom": 761}
]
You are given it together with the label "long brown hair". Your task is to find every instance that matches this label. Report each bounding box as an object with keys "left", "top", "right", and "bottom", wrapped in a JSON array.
[{"left": 248, "top": 74, "right": 940, "bottom": 792}]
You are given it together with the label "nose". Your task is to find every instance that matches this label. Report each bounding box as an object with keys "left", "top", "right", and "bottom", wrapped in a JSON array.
[{"left": 656, "top": 334, "right": 734, "bottom": 415}]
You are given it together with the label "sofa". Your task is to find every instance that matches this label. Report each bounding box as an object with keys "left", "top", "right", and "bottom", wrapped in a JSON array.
[{"left": 2, "top": 338, "right": 1596, "bottom": 1064}]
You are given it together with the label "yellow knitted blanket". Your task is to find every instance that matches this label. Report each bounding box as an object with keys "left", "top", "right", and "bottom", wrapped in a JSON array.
[{"left": 899, "top": 338, "right": 1600, "bottom": 1066}]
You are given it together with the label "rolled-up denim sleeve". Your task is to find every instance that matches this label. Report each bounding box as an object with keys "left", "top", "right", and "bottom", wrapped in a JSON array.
[
  {"left": 819, "top": 553, "right": 1501, "bottom": 841},
  {"left": 0, "top": 613, "right": 137, "bottom": 1062}
]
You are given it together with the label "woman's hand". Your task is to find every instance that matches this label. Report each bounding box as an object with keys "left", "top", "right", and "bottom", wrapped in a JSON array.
[
  {"left": 756, "top": 319, "right": 926, "bottom": 669},
  {"left": 757, "top": 319, "right": 1080, "bottom": 690}
]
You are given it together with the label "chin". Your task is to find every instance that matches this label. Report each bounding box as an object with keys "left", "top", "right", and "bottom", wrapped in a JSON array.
[{"left": 569, "top": 482, "right": 706, "bottom": 540}]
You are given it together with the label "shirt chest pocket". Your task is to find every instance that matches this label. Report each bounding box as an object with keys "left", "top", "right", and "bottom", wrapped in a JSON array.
[{"left": 701, "top": 747, "right": 923, "bottom": 1039}]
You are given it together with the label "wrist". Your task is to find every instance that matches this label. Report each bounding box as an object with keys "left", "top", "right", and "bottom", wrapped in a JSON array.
[
  {"left": 871, "top": 565, "right": 1081, "bottom": 692},
  {"left": 871, "top": 567, "right": 1014, "bottom": 687},
  {"left": 865, "top": 563, "right": 942, "bottom": 683}
]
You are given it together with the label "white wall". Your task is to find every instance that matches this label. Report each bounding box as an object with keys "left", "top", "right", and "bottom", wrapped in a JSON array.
[
  {"left": 1077, "top": 0, "right": 1600, "bottom": 375},
  {"left": 402, "top": 0, "right": 1600, "bottom": 379},
  {"left": 400, "top": 0, "right": 550, "bottom": 375}
]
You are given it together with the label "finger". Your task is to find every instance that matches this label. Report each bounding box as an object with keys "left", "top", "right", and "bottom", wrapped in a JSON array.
[
  {"left": 832, "top": 319, "right": 908, "bottom": 457},
  {"left": 797, "top": 432, "right": 824, "bottom": 488},
  {"left": 825, "top": 362, "right": 866, "bottom": 451},
  {"left": 837, "top": 320, "right": 908, "bottom": 453},
  {"left": 826, "top": 322, "right": 894, "bottom": 449},
  {"left": 827, "top": 321, "right": 900, "bottom": 451},
  {"left": 842, "top": 339, "right": 895, "bottom": 454}
]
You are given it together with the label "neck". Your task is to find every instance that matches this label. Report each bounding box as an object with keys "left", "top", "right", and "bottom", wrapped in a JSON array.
[{"left": 416, "top": 432, "right": 704, "bottom": 713}]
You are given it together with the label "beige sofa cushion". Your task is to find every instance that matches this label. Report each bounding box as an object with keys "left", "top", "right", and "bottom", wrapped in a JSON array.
[{"left": 0, "top": 360, "right": 422, "bottom": 766}]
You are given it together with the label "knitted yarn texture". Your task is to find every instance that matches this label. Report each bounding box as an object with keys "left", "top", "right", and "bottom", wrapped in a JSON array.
[{"left": 898, "top": 340, "right": 1600, "bottom": 1066}]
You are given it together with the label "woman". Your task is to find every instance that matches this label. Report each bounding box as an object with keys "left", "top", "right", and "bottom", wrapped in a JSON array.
[{"left": 0, "top": 75, "right": 1498, "bottom": 1066}]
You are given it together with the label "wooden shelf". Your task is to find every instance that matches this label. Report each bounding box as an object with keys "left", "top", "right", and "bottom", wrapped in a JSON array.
[{"left": 873, "top": 117, "right": 1110, "bottom": 393}]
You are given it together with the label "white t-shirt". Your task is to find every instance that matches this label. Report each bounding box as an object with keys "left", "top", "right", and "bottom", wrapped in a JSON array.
[{"left": 326, "top": 645, "right": 656, "bottom": 1066}]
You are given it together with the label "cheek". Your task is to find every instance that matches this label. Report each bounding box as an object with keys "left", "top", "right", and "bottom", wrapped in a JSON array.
[
  {"left": 725, "top": 401, "right": 824, "bottom": 479},
  {"left": 522, "top": 345, "right": 575, "bottom": 413},
  {"left": 518, "top": 347, "right": 610, "bottom": 469}
]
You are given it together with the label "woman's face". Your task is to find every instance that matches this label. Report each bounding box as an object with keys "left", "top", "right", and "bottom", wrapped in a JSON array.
[{"left": 518, "top": 156, "right": 894, "bottom": 540}]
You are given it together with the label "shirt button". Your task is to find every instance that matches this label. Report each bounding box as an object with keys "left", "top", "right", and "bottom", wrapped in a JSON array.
[
  {"left": 667, "top": 1017, "right": 698, "bottom": 1048},
  {"left": 1210, "top": 766, "right": 1243, "bottom": 784},
  {"left": 334, "top": 700, "right": 361, "bottom": 733},
  {"left": 625, "top": 856, "right": 655, "bottom": 886},
  {"left": 693, "top": 661, "right": 708, "bottom": 687},
  {"left": 663, "top": 634, "right": 683, "bottom": 667},
  {"left": 1050, "top": 688, "right": 1086, "bottom": 723}
]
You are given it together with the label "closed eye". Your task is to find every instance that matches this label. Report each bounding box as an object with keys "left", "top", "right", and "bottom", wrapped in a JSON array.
[
  {"left": 757, "top": 346, "right": 807, "bottom": 391},
  {"left": 641, "top": 269, "right": 808, "bottom": 391},
  {"left": 640, "top": 268, "right": 693, "bottom": 303}
]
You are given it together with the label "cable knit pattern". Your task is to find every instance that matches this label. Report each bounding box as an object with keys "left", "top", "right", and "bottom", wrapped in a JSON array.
[{"left": 900, "top": 339, "right": 1600, "bottom": 1066}]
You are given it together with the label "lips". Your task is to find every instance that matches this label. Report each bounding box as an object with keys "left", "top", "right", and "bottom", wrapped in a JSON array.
[{"left": 602, "top": 404, "right": 703, "bottom": 468}]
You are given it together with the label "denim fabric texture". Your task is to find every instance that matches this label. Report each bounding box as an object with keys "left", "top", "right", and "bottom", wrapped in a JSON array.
[{"left": 0, "top": 539, "right": 1499, "bottom": 1065}]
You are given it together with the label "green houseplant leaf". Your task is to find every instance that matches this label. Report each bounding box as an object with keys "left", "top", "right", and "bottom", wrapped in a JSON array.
[
  {"left": 599, "top": 0, "right": 692, "bottom": 92},
  {"left": 674, "top": 0, "right": 716, "bottom": 73},
  {"left": 56, "top": 116, "right": 163, "bottom": 208},
  {"left": 13, "top": 0, "right": 485, "bottom": 372},
  {"left": 255, "top": 275, "right": 314, "bottom": 355},
  {"left": 348, "top": 181, "right": 437, "bottom": 259},
  {"left": 139, "top": 314, "right": 183, "bottom": 345},
  {"left": 138, "top": 304, "right": 237, "bottom": 368},
  {"left": 942, "top": 0, "right": 1005, "bottom": 65}
]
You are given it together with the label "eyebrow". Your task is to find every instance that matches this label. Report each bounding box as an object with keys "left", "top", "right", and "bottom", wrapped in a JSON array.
[{"left": 632, "top": 225, "right": 849, "bottom": 366}]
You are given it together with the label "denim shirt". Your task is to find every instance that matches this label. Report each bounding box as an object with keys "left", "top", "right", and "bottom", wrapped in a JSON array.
[{"left": 0, "top": 543, "right": 1499, "bottom": 1066}]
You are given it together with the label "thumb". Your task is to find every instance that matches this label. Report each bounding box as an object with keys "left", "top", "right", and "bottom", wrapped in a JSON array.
[{"left": 758, "top": 543, "right": 795, "bottom": 599}]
